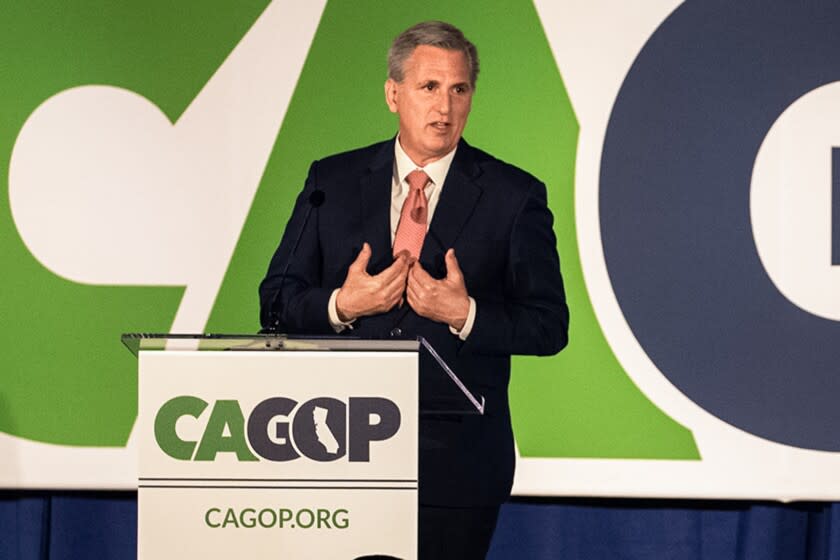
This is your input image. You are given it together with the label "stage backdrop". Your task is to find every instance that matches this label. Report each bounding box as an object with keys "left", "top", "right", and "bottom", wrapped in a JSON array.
[{"left": 2, "top": 0, "right": 838, "bottom": 500}]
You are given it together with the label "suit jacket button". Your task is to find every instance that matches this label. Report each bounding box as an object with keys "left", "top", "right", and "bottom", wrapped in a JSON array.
[{"left": 390, "top": 328, "right": 402, "bottom": 337}]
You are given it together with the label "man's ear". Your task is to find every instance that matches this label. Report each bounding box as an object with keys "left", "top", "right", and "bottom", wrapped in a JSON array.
[{"left": 384, "top": 79, "right": 399, "bottom": 113}]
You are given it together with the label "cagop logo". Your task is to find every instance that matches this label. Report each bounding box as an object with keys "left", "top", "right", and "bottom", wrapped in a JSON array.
[{"left": 154, "top": 395, "right": 401, "bottom": 463}]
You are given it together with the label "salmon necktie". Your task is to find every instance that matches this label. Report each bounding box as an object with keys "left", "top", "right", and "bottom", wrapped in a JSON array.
[{"left": 393, "top": 169, "right": 430, "bottom": 259}]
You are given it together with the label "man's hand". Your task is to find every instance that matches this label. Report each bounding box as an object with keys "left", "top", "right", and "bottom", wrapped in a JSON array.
[
  {"left": 336, "top": 243, "right": 411, "bottom": 322},
  {"left": 406, "top": 249, "right": 470, "bottom": 330}
]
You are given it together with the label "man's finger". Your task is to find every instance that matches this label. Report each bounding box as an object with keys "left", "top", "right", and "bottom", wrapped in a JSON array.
[
  {"left": 394, "top": 249, "right": 412, "bottom": 261},
  {"left": 445, "top": 248, "right": 463, "bottom": 281},
  {"left": 383, "top": 269, "right": 409, "bottom": 299},
  {"left": 405, "top": 280, "right": 420, "bottom": 309},
  {"left": 376, "top": 252, "right": 410, "bottom": 283},
  {"left": 408, "top": 265, "right": 431, "bottom": 299},
  {"left": 409, "top": 260, "right": 434, "bottom": 288},
  {"left": 349, "top": 242, "right": 372, "bottom": 274}
]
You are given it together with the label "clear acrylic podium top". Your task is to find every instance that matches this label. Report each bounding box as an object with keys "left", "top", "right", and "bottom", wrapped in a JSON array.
[
  {"left": 121, "top": 333, "right": 419, "bottom": 356},
  {"left": 121, "top": 333, "right": 483, "bottom": 415}
]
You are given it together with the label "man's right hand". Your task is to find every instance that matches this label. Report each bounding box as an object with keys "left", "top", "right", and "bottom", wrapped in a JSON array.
[{"left": 335, "top": 243, "right": 411, "bottom": 322}]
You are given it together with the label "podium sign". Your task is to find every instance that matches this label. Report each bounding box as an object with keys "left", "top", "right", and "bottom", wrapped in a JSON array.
[{"left": 136, "top": 346, "right": 418, "bottom": 559}]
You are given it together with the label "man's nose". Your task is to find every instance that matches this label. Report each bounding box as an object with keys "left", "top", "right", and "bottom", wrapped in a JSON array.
[{"left": 436, "top": 91, "right": 451, "bottom": 114}]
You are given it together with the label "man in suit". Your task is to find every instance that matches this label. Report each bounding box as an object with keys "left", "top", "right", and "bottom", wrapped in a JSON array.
[{"left": 259, "top": 20, "right": 568, "bottom": 559}]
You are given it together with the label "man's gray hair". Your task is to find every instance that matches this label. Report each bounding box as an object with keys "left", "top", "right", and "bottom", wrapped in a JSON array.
[{"left": 388, "top": 21, "right": 479, "bottom": 87}]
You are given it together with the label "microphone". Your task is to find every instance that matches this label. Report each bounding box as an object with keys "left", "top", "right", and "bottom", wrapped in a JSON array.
[{"left": 261, "top": 189, "right": 325, "bottom": 332}]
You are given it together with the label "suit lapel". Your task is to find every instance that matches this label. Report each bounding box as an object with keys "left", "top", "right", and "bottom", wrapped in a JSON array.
[
  {"left": 360, "top": 139, "right": 396, "bottom": 274},
  {"left": 420, "top": 140, "right": 483, "bottom": 277}
]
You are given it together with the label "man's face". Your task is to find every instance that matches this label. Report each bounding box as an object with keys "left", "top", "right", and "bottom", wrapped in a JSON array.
[{"left": 385, "top": 45, "right": 473, "bottom": 166}]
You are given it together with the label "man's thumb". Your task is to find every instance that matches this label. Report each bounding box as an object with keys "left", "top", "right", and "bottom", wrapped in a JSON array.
[
  {"left": 445, "top": 248, "right": 462, "bottom": 279},
  {"left": 351, "top": 242, "right": 372, "bottom": 272}
]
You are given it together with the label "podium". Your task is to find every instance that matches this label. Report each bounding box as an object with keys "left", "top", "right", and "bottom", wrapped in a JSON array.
[{"left": 123, "top": 334, "right": 482, "bottom": 560}]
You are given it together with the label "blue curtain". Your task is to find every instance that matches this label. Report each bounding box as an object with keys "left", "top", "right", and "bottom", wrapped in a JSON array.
[
  {"left": 2, "top": 492, "right": 840, "bottom": 559},
  {"left": 491, "top": 499, "right": 840, "bottom": 560},
  {"left": 0, "top": 492, "right": 137, "bottom": 559}
]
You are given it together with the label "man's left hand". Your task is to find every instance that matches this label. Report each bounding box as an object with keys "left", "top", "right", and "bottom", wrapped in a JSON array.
[{"left": 406, "top": 248, "right": 470, "bottom": 330}]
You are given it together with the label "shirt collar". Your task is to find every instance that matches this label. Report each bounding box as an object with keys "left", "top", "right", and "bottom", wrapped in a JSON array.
[{"left": 393, "top": 136, "right": 458, "bottom": 188}]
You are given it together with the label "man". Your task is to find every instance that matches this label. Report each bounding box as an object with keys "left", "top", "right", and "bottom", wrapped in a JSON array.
[{"left": 259, "top": 21, "right": 568, "bottom": 559}]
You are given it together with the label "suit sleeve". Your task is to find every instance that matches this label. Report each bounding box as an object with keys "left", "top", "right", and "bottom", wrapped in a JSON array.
[
  {"left": 258, "top": 162, "right": 335, "bottom": 334},
  {"left": 461, "top": 180, "right": 569, "bottom": 356}
]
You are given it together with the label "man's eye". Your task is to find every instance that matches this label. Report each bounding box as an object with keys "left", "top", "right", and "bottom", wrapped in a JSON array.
[{"left": 424, "top": 83, "right": 435, "bottom": 91}]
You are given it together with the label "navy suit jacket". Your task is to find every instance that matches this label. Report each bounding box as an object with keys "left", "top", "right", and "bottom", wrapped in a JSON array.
[{"left": 259, "top": 138, "right": 568, "bottom": 506}]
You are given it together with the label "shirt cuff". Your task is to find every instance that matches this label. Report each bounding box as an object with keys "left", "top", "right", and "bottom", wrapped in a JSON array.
[
  {"left": 328, "top": 288, "right": 355, "bottom": 333},
  {"left": 449, "top": 297, "right": 476, "bottom": 341}
]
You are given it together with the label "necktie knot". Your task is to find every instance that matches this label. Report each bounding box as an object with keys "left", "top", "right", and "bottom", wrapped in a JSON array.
[
  {"left": 405, "top": 170, "right": 429, "bottom": 223},
  {"left": 406, "top": 169, "right": 430, "bottom": 192}
]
